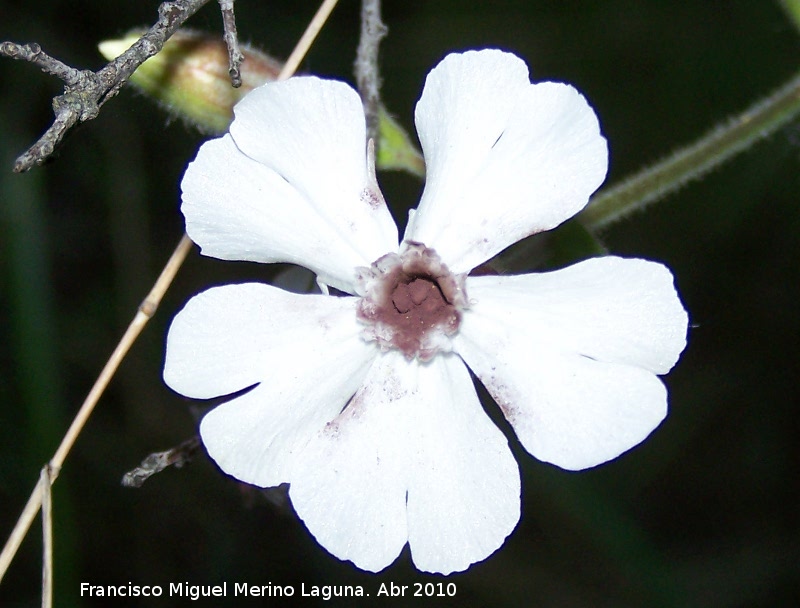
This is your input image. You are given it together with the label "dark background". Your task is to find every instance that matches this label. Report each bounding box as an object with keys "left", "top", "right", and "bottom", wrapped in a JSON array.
[{"left": 1, "top": 1, "right": 799, "bottom": 606}]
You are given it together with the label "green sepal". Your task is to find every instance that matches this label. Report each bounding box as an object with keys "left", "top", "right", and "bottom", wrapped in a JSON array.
[{"left": 377, "top": 106, "right": 425, "bottom": 177}]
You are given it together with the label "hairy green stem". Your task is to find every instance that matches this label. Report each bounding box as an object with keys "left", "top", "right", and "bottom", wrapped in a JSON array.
[{"left": 580, "top": 70, "right": 800, "bottom": 231}]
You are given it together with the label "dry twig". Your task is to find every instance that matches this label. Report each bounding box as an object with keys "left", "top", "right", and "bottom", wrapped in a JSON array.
[
  {"left": 354, "top": 0, "right": 387, "bottom": 144},
  {"left": 0, "top": 0, "right": 234, "bottom": 172},
  {"left": 0, "top": 235, "right": 195, "bottom": 586},
  {"left": 122, "top": 436, "right": 202, "bottom": 488},
  {"left": 40, "top": 467, "right": 54, "bottom": 608},
  {"left": 0, "top": 0, "right": 341, "bottom": 589},
  {"left": 217, "top": 0, "right": 245, "bottom": 87}
]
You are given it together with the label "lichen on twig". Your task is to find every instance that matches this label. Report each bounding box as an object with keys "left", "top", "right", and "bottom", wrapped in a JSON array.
[{"left": 0, "top": 0, "right": 246, "bottom": 172}]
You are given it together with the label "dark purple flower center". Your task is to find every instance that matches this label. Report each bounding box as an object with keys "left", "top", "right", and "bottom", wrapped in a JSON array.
[{"left": 356, "top": 243, "right": 467, "bottom": 361}]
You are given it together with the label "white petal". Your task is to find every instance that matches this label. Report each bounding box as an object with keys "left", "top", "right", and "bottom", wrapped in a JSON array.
[
  {"left": 465, "top": 257, "right": 688, "bottom": 374},
  {"left": 290, "top": 351, "right": 520, "bottom": 574},
  {"left": 163, "top": 283, "right": 377, "bottom": 486},
  {"left": 182, "top": 136, "right": 355, "bottom": 292},
  {"left": 454, "top": 257, "right": 688, "bottom": 470},
  {"left": 406, "top": 50, "right": 608, "bottom": 273},
  {"left": 231, "top": 78, "right": 398, "bottom": 264},
  {"left": 181, "top": 77, "right": 398, "bottom": 293}
]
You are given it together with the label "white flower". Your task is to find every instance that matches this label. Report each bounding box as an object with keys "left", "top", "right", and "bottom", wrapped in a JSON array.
[{"left": 164, "top": 49, "right": 688, "bottom": 575}]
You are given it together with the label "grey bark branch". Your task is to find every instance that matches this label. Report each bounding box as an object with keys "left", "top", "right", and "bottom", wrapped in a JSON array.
[
  {"left": 218, "top": 0, "right": 245, "bottom": 87},
  {"left": 354, "top": 0, "right": 387, "bottom": 146},
  {"left": 0, "top": 43, "right": 83, "bottom": 86},
  {"left": 0, "top": 0, "right": 243, "bottom": 172}
]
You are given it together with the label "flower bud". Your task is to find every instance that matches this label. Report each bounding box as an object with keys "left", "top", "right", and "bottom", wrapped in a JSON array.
[
  {"left": 99, "top": 29, "right": 281, "bottom": 134},
  {"left": 99, "top": 30, "right": 424, "bottom": 175}
]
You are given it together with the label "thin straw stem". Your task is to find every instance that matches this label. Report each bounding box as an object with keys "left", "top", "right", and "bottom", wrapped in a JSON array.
[
  {"left": 279, "top": 0, "right": 339, "bottom": 81},
  {"left": 40, "top": 467, "right": 53, "bottom": 608},
  {"left": 0, "top": 234, "right": 193, "bottom": 583},
  {"left": 0, "top": 0, "right": 339, "bottom": 585}
]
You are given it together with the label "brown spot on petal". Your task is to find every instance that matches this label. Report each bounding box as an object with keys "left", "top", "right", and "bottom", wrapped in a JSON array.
[
  {"left": 485, "top": 377, "right": 519, "bottom": 426},
  {"left": 361, "top": 187, "right": 383, "bottom": 210}
]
